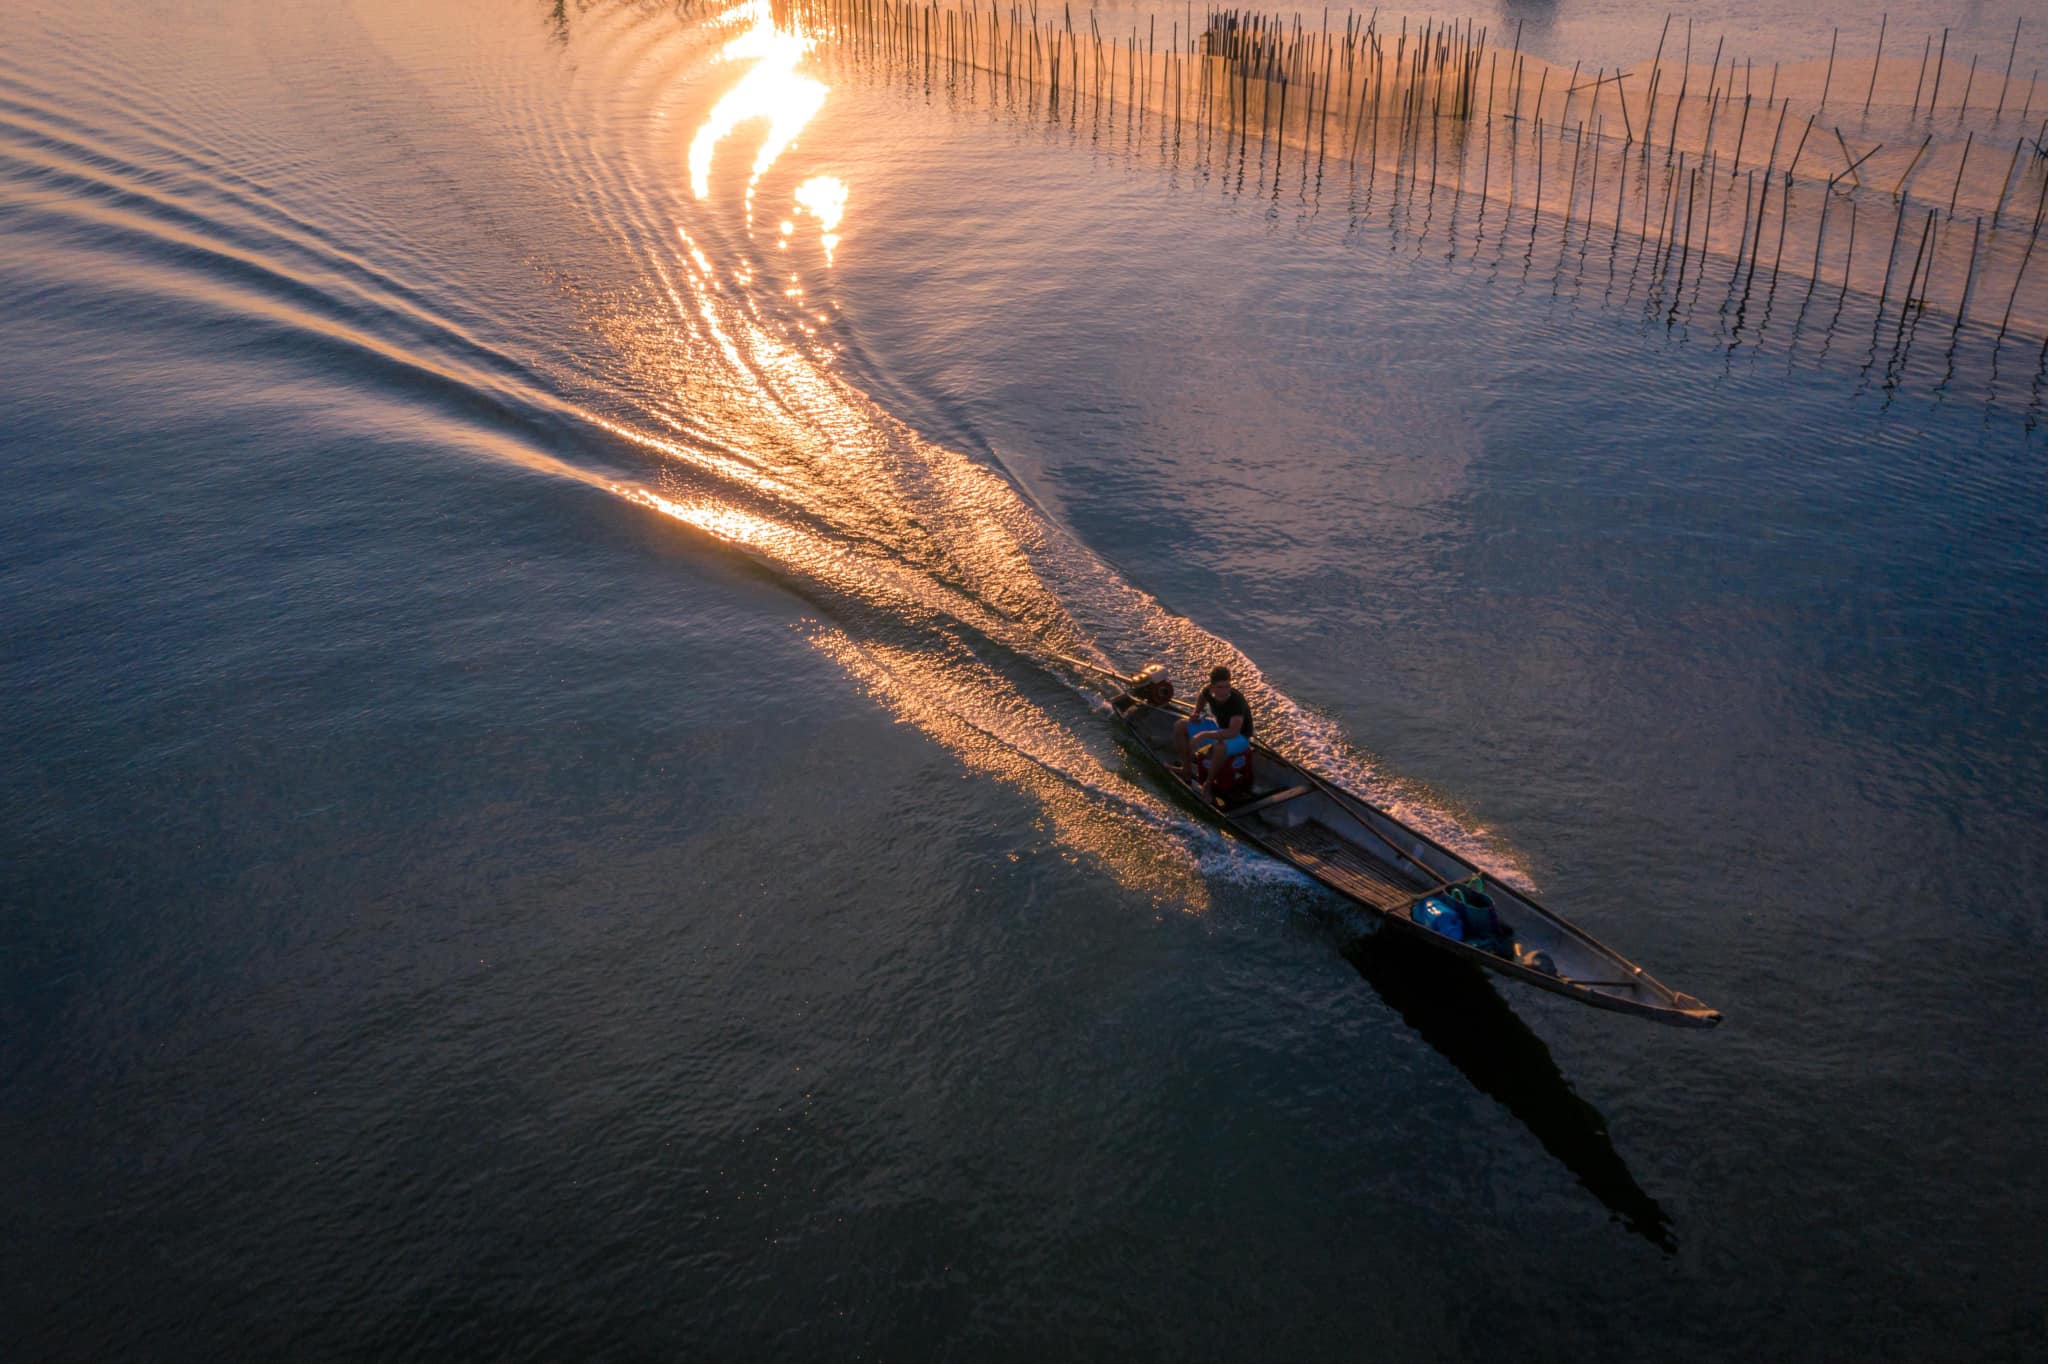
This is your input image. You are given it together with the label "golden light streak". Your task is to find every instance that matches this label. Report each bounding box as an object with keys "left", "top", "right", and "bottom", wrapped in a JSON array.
[
  {"left": 686, "top": 0, "right": 827, "bottom": 224},
  {"left": 808, "top": 628, "right": 1213, "bottom": 911},
  {"left": 793, "top": 175, "right": 847, "bottom": 263}
]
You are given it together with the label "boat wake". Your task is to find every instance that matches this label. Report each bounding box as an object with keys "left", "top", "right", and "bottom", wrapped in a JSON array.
[
  {"left": 493, "top": 0, "right": 1540, "bottom": 900},
  {"left": 0, "top": 0, "right": 1531, "bottom": 912}
]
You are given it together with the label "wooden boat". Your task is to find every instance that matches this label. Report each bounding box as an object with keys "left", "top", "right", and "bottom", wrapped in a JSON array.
[{"left": 1083, "top": 661, "right": 1721, "bottom": 1028}]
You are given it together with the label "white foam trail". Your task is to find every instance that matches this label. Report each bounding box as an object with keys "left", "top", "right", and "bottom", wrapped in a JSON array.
[{"left": 363, "top": 0, "right": 1540, "bottom": 901}]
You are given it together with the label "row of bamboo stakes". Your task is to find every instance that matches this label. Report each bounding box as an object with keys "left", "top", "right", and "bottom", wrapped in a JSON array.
[{"left": 768, "top": 0, "right": 2048, "bottom": 381}]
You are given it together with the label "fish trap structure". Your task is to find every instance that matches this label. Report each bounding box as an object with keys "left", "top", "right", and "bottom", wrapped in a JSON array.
[{"left": 776, "top": 0, "right": 2048, "bottom": 401}]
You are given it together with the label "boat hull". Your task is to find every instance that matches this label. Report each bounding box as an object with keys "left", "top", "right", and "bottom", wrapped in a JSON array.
[{"left": 1108, "top": 694, "right": 1720, "bottom": 1028}]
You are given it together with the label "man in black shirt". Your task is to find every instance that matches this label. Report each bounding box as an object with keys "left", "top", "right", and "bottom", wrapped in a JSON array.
[{"left": 1175, "top": 665, "right": 1254, "bottom": 783}]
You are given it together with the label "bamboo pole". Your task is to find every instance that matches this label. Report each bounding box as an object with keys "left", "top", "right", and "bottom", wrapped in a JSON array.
[
  {"left": 1873, "top": 194, "right": 1912, "bottom": 322},
  {"left": 1476, "top": 65, "right": 1492, "bottom": 228},
  {"left": 1864, "top": 13, "right": 1886, "bottom": 116},
  {"left": 1585, "top": 114, "right": 1602, "bottom": 256},
  {"left": 1838, "top": 198, "right": 1860, "bottom": 304},
  {"left": 1833, "top": 126, "right": 1865, "bottom": 186},
  {"left": 1643, "top": 14, "right": 1670, "bottom": 156},
  {"left": 1667, "top": 18, "right": 1692, "bottom": 165},
  {"left": 1903, "top": 208, "right": 1935, "bottom": 320},
  {"left": 1786, "top": 113, "right": 1817, "bottom": 183},
  {"left": 1670, "top": 160, "right": 1699, "bottom": 296},
  {"left": 1951, "top": 215, "right": 1983, "bottom": 339},
  {"left": 1562, "top": 118, "right": 1584, "bottom": 240},
  {"left": 1702, "top": 65, "right": 1724, "bottom": 160},
  {"left": 1790, "top": 187, "right": 1833, "bottom": 340},
  {"left": 1995, "top": 19, "right": 2022, "bottom": 121},
  {"left": 1830, "top": 139, "right": 1882, "bottom": 191},
  {"left": 1993, "top": 138, "right": 2023, "bottom": 225},
  {"left": 790, "top": 1, "right": 2048, "bottom": 367},
  {"left": 1685, "top": 150, "right": 1715, "bottom": 308},
  {"left": 1766, "top": 170, "right": 1793, "bottom": 292},
  {"left": 1720, "top": 167, "right": 1755, "bottom": 305},
  {"left": 1997, "top": 174, "right": 2048, "bottom": 342},
  {"left": 1761, "top": 101, "right": 1789, "bottom": 177},
  {"left": 1744, "top": 169, "right": 1773, "bottom": 294},
  {"left": 1659, "top": 153, "right": 1688, "bottom": 281},
  {"left": 1809, "top": 182, "right": 1834, "bottom": 285},
  {"left": 1928, "top": 27, "right": 1948, "bottom": 117},
  {"left": 1885, "top": 210, "right": 1935, "bottom": 375},
  {"left": 1893, "top": 132, "right": 1932, "bottom": 198},
  {"left": 1610, "top": 125, "right": 1628, "bottom": 262}
]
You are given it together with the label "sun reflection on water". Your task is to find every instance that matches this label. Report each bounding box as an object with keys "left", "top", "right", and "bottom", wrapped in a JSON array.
[
  {"left": 686, "top": 1, "right": 828, "bottom": 229},
  {"left": 792, "top": 175, "right": 846, "bottom": 262},
  {"left": 582, "top": 0, "right": 1531, "bottom": 902}
]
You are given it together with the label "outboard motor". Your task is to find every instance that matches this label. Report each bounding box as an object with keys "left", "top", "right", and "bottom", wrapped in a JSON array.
[{"left": 1129, "top": 663, "right": 1175, "bottom": 707}]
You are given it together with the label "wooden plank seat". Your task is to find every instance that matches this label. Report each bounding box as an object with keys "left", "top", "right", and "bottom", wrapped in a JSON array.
[
  {"left": 1266, "top": 821, "right": 1435, "bottom": 910},
  {"left": 1226, "top": 784, "right": 1314, "bottom": 818}
]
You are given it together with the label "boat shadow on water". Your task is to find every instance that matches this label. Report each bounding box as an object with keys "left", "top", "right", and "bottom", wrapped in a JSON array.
[
  {"left": 1082, "top": 661, "right": 1683, "bottom": 1248},
  {"left": 1339, "top": 930, "right": 1677, "bottom": 1252}
]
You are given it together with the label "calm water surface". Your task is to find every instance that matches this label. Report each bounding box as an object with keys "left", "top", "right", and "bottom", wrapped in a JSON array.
[{"left": 4, "top": 0, "right": 2046, "bottom": 1358}]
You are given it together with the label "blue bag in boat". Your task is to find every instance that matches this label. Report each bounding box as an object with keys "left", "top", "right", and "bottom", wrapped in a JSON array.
[{"left": 1411, "top": 897, "right": 1465, "bottom": 940}]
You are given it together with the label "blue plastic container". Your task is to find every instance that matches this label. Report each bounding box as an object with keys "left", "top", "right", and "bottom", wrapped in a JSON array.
[{"left": 1411, "top": 897, "right": 1466, "bottom": 940}]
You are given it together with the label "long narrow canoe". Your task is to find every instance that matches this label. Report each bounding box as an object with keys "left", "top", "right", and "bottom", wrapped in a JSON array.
[{"left": 1090, "top": 663, "right": 1721, "bottom": 1028}]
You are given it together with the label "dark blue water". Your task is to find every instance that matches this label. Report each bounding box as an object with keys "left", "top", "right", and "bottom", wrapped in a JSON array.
[{"left": 5, "top": 1, "right": 2047, "bottom": 1357}]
